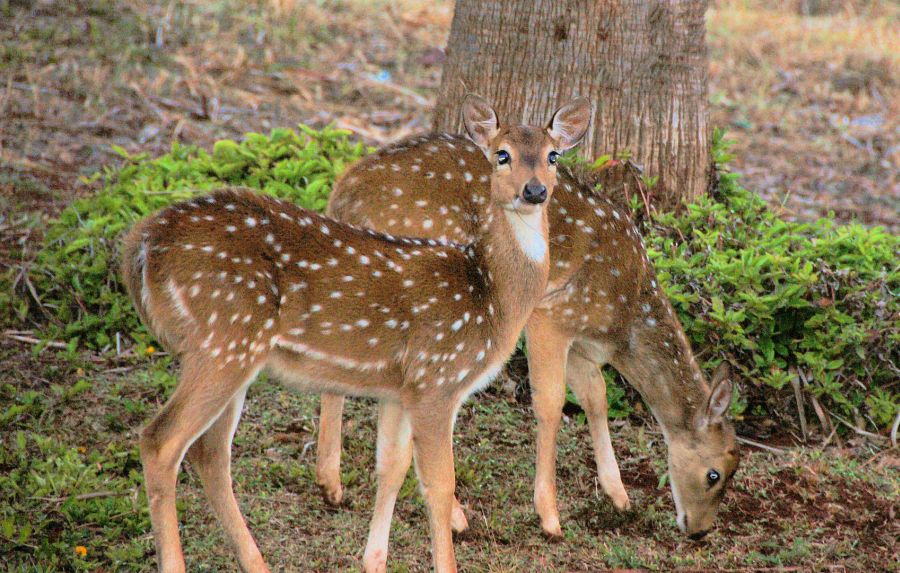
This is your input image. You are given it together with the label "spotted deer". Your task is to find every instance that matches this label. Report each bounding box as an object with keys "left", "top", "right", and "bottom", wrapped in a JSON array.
[
  {"left": 317, "top": 132, "right": 740, "bottom": 540},
  {"left": 120, "top": 95, "right": 592, "bottom": 573}
]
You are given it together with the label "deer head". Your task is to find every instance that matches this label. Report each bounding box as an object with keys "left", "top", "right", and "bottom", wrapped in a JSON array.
[
  {"left": 463, "top": 94, "right": 592, "bottom": 216},
  {"left": 666, "top": 364, "right": 739, "bottom": 539}
]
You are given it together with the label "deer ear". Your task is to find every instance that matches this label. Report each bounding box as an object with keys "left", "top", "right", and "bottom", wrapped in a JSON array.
[
  {"left": 462, "top": 94, "right": 500, "bottom": 157},
  {"left": 547, "top": 97, "right": 592, "bottom": 151},
  {"left": 700, "top": 364, "right": 733, "bottom": 428}
]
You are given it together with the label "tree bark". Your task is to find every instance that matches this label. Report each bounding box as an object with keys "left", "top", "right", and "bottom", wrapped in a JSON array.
[{"left": 434, "top": 0, "right": 710, "bottom": 209}]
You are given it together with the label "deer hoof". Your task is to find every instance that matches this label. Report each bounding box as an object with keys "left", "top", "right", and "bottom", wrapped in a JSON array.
[
  {"left": 609, "top": 488, "right": 631, "bottom": 511},
  {"left": 319, "top": 483, "right": 343, "bottom": 507},
  {"left": 362, "top": 550, "right": 387, "bottom": 573},
  {"left": 540, "top": 519, "right": 563, "bottom": 540},
  {"left": 450, "top": 502, "right": 469, "bottom": 533}
]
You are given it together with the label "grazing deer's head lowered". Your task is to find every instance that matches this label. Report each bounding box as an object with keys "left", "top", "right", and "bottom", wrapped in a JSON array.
[
  {"left": 665, "top": 364, "right": 739, "bottom": 539},
  {"left": 318, "top": 111, "right": 739, "bottom": 543},
  {"left": 120, "top": 95, "right": 591, "bottom": 573}
]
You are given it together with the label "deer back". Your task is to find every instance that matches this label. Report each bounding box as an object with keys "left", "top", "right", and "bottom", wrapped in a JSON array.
[{"left": 331, "top": 133, "right": 660, "bottom": 348}]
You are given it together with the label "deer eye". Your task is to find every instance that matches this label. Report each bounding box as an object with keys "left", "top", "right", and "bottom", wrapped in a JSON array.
[
  {"left": 548, "top": 151, "right": 559, "bottom": 164},
  {"left": 706, "top": 469, "right": 720, "bottom": 487},
  {"left": 496, "top": 150, "right": 510, "bottom": 165}
]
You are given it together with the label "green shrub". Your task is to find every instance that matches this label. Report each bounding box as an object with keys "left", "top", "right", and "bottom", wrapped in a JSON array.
[
  {"left": 20, "top": 125, "right": 368, "bottom": 350},
  {"left": 11, "top": 126, "right": 897, "bottom": 431},
  {"left": 643, "top": 130, "right": 898, "bottom": 430}
]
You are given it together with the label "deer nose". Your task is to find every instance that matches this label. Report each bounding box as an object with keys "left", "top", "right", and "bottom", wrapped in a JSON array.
[{"left": 522, "top": 181, "right": 547, "bottom": 205}]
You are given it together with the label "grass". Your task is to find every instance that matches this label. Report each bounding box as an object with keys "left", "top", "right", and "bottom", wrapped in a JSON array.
[{"left": 1, "top": 346, "right": 897, "bottom": 571}]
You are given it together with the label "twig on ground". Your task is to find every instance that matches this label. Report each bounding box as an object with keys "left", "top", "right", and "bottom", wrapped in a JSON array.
[
  {"left": 355, "top": 73, "right": 432, "bottom": 108},
  {"left": 2, "top": 330, "right": 67, "bottom": 349},
  {"left": 736, "top": 436, "right": 787, "bottom": 454},
  {"left": 102, "top": 365, "right": 139, "bottom": 374},
  {"left": 819, "top": 426, "right": 838, "bottom": 449},
  {"left": 807, "top": 389, "right": 837, "bottom": 445},
  {"left": 789, "top": 370, "right": 808, "bottom": 442},
  {"left": 890, "top": 410, "right": 899, "bottom": 449},
  {"left": 829, "top": 411, "right": 887, "bottom": 442},
  {"left": 9, "top": 81, "right": 58, "bottom": 96}
]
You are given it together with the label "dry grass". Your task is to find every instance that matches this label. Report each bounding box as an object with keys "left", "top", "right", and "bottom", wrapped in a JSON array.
[
  {"left": 708, "top": 0, "right": 898, "bottom": 229},
  {"left": 2, "top": 0, "right": 896, "bottom": 229},
  {"left": 0, "top": 0, "right": 449, "bottom": 196}
]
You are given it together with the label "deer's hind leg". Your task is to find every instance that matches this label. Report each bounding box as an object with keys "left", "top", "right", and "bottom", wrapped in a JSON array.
[
  {"left": 316, "top": 392, "right": 346, "bottom": 506},
  {"left": 140, "top": 353, "right": 263, "bottom": 573},
  {"left": 566, "top": 344, "right": 630, "bottom": 511},
  {"left": 185, "top": 387, "right": 269, "bottom": 572}
]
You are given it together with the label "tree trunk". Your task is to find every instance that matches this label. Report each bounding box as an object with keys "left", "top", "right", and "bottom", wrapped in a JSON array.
[{"left": 434, "top": 0, "right": 710, "bottom": 210}]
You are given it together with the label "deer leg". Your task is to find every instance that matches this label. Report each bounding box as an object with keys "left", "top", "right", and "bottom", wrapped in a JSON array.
[
  {"left": 565, "top": 349, "right": 630, "bottom": 511},
  {"left": 185, "top": 388, "right": 270, "bottom": 572},
  {"left": 315, "top": 394, "right": 467, "bottom": 533},
  {"left": 525, "top": 313, "right": 571, "bottom": 538},
  {"left": 140, "top": 355, "right": 261, "bottom": 573},
  {"left": 409, "top": 406, "right": 457, "bottom": 573},
  {"left": 363, "top": 401, "right": 411, "bottom": 573},
  {"left": 316, "top": 392, "right": 346, "bottom": 506}
]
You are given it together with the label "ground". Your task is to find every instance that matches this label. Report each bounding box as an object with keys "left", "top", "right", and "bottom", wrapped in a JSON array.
[
  {"left": 1, "top": 347, "right": 897, "bottom": 571},
  {"left": 0, "top": 0, "right": 897, "bottom": 571}
]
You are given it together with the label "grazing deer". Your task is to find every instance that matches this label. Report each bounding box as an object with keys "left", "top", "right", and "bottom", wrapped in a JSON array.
[
  {"left": 317, "top": 133, "right": 739, "bottom": 540},
  {"left": 120, "top": 94, "right": 592, "bottom": 573}
]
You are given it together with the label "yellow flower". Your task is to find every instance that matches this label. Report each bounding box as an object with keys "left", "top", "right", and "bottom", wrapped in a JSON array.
[
  {"left": 146, "top": 346, "right": 156, "bottom": 355},
  {"left": 77, "top": 446, "right": 86, "bottom": 454},
  {"left": 74, "top": 546, "right": 87, "bottom": 558}
]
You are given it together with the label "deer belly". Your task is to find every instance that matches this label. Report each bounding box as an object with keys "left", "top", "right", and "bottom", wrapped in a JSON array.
[
  {"left": 266, "top": 338, "right": 402, "bottom": 401},
  {"left": 574, "top": 338, "right": 616, "bottom": 365},
  {"left": 452, "top": 361, "right": 504, "bottom": 424}
]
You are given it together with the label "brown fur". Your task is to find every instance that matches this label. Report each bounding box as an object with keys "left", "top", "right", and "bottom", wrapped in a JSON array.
[
  {"left": 123, "top": 96, "right": 592, "bottom": 572},
  {"left": 318, "top": 131, "right": 739, "bottom": 539}
]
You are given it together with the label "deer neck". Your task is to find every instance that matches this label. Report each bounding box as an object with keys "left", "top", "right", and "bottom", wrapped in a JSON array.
[
  {"left": 624, "top": 316, "right": 710, "bottom": 436},
  {"left": 473, "top": 201, "right": 550, "bottom": 336}
]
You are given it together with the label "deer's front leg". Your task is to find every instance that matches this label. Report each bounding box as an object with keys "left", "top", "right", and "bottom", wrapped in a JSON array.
[
  {"left": 316, "top": 392, "right": 346, "bottom": 506},
  {"left": 565, "top": 347, "right": 630, "bottom": 511},
  {"left": 363, "top": 401, "right": 412, "bottom": 573},
  {"left": 525, "top": 313, "right": 572, "bottom": 538},
  {"left": 410, "top": 406, "right": 457, "bottom": 573},
  {"left": 316, "top": 394, "right": 467, "bottom": 533}
]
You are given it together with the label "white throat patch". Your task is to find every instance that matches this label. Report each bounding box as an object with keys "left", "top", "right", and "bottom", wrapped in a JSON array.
[{"left": 504, "top": 208, "right": 547, "bottom": 263}]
